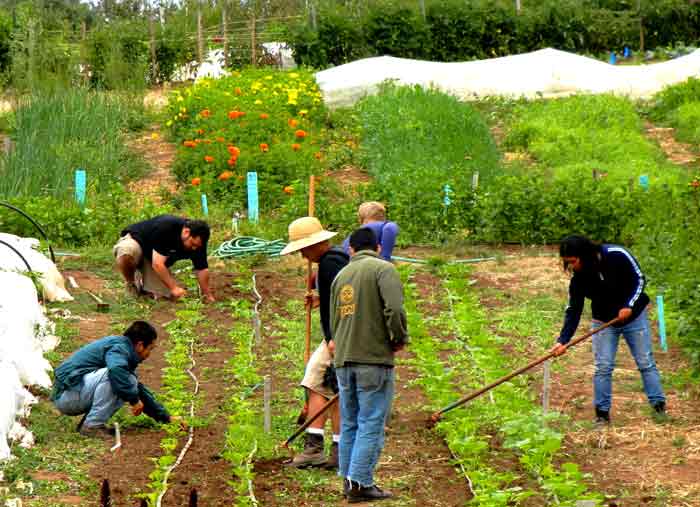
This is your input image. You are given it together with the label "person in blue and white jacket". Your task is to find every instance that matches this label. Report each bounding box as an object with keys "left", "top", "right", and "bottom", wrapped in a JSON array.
[
  {"left": 342, "top": 202, "right": 399, "bottom": 262},
  {"left": 550, "top": 235, "right": 666, "bottom": 426}
]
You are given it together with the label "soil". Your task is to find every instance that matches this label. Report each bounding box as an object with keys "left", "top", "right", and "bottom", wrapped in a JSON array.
[
  {"left": 644, "top": 121, "right": 697, "bottom": 166},
  {"left": 127, "top": 125, "right": 179, "bottom": 204}
]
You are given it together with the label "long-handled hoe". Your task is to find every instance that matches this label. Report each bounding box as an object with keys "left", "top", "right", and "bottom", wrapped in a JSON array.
[
  {"left": 428, "top": 318, "right": 621, "bottom": 427},
  {"left": 281, "top": 393, "right": 339, "bottom": 450}
]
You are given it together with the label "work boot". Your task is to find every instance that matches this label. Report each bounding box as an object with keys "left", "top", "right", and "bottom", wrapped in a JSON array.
[
  {"left": 347, "top": 482, "right": 393, "bottom": 504},
  {"left": 594, "top": 407, "right": 610, "bottom": 428},
  {"left": 324, "top": 442, "right": 338, "bottom": 471},
  {"left": 342, "top": 479, "right": 350, "bottom": 499},
  {"left": 286, "top": 433, "right": 327, "bottom": 468},
  {"left": 79, "top": 424, "right": 115, "bottom": 438},
  {"left": 652, "top": 401, "right": 668, "bottom": 423}
]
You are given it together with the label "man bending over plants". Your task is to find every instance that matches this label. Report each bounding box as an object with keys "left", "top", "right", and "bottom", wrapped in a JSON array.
[
  {"left": 341, "top": 201, "right": 399, "bottom": 262},
  {"left": 550, "top": 235, "right": 666, "bottom": 426},
  {"left": 52, "top": 321, "right": 178, "bottom": 437},
  {"left": 113, "top": 215, "right": 215, "bottom": 302},
  {"left": 331, "top": 228, "right": 408, "bottom": 503},
  {"left": 280, "top": 216, "right": 349, "bottom": 470}
]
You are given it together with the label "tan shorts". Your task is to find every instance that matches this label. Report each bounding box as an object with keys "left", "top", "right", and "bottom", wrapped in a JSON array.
[
  {"left": 301, "top": 340, "right": 334, "bottom": 399},
  {"left": 113, "top": 234, "right": 171, "bottom": 297}
]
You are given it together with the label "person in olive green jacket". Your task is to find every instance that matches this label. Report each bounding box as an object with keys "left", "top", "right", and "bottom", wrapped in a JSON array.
[{"left": 330, "top": 227, "right": 408, "bottom": 504}]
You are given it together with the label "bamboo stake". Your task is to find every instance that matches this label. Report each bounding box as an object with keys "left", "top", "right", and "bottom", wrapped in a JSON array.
[{"left": 304, "top": 175, "right": 316, "bottom": 365}]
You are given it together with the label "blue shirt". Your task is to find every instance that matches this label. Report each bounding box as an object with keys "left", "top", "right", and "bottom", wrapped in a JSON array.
[{"left": 342, "top": 221, "right": 399, "bottom": 262}]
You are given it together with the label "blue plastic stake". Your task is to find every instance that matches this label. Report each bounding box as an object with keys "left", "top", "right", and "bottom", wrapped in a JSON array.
[
  {"left": 609, "top": 52, "right": 617, "bottom": 65},
  {"left": 657, "top": 295, "right": 668, "bottom": 352},
  {"left": 200, "top": 193, "right": 209, "bottom": 216},
  {"left": 639, "top": 175, "right": 649, "bottom": 190},
  {"left": 75, "top": 169, "right": 86, "bottom": 207},
  {"left": 247, "top": 172, "right": 259, "bottom": 223},
  {"left": 623, "top": 46, "right": 631, "bottom": 58},
  {"left": 443, "top": 184, "right": 452, "bottom": 207}
]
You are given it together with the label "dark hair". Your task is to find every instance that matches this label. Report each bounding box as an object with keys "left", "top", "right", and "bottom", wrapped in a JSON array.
[
  {"left": 124, "top": 321, "right": 157, "bottom": 347},
  {"left": 185, "top": 219, "right": 210, "bottom": 243},
  {"left": 559, "top": 235, "right": 601, "bottom": 271},
  {"left": 349, "top": 227, "right": 378, "bottom": 252}
]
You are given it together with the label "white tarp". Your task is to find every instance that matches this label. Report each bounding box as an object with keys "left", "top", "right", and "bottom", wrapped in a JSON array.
[
  {"left": 172, "top": 49, "right": 231, "bottom": 82},
  {"left": 315, "top": 48, "right": 700, "bottom": 108},
  {"left": 0, "top": 271, "right": 59, "bottom": 460},
  {"left": 0, "top": 233, "right": 73, "bottom": 302}
]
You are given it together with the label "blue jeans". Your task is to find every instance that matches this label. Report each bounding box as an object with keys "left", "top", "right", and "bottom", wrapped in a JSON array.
[
  {"left": 337, "top": 364, "right": 395, "bottom": 487},
  {"left": 54, "top": 368, "right": 136, "bottom": 428},
  {"left": 591, "top": 310, "right": 665, "bottom": 412}
]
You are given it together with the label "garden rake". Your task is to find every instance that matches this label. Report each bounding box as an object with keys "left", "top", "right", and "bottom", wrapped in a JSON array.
[{"left": 428, "top": 317, "right": 621, "bottom": 427}]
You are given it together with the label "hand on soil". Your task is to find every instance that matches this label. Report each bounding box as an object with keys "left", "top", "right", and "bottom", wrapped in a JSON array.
[
  {"left": 170, "top": 286, "right": 186, "bottom": 299},
  {"left": 550, "top": 343, "right": 567, "bottom": 357},
  {"left": 170, "top": 415, "right": 188, "bottom": 430},
  {"left": 131, "top": 400, "right": 145, "bottom": 416}
]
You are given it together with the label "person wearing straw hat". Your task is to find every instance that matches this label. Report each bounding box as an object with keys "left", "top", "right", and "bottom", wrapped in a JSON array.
[{"left": 280, "top": 216, "right": 349, "bottom": 469}]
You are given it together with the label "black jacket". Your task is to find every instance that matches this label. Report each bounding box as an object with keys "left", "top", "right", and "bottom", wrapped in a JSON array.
[
  {"left": 558, "top": 244, "right": 649, "bottom": 344},
  {"left": 317, "top": 248, "right": 350, "bottom": 342}
]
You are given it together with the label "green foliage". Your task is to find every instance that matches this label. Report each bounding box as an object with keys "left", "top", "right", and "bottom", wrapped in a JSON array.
[
  {"left": 289, "top": 0, "right": 700, "bottom": 68},
  {"left": 648, "top": 77, "right": 700, "bottom": 122},
  {"left": 85, "top": 21, "right": 149, "bottom": 91},
  {"left": 0, "top": 89, "right": 149, "bottom": 200},
  {"left": 357, "top": 83, "right": 499, "bottom": 243}
]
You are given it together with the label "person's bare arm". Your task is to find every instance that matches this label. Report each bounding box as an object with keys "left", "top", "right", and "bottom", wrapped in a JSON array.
[{"left": 195, "top": 269, "right": 215, "bottom": 302}]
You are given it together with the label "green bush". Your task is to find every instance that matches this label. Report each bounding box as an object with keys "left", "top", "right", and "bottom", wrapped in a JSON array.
[{"left": 649, "top": 77, "right": 700, "bottom": 121}]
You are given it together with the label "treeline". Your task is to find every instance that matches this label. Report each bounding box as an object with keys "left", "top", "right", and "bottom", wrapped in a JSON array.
[{"left": 290, "top": 0, "right": 700, "bottom": 68}]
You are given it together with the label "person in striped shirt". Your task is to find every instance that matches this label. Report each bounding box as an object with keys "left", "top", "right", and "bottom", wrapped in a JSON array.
[{"left": 550, "top": 235, "right": 666, "bottom": 426}]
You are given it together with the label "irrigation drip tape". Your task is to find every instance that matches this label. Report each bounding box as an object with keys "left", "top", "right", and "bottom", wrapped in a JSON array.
[
  {"left": 213, "top": 236, "right": 286, "bottom": 259},
  {"left": 0, "top": 201, "right": 55, "bottom": 263},
  {"left": 0, "top": 239, "right": 32, "bottom": 273}
]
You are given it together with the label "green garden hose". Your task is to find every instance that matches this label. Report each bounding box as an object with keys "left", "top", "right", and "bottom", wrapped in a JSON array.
[{"left": 212, "top": 236, "right": 287, "bottom": 259}]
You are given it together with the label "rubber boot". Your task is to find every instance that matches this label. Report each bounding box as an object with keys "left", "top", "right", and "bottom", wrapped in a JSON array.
[{"left": 286, "top": 433, "right": 327, "bottom": 468}]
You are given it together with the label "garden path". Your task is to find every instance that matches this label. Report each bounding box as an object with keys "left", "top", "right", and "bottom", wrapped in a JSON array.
[
  {"left": 472, "top": 253, "right": 700, "bottom": 506},
  {"left": 644, "top": 120, "right": 697, "bottom": 166},
  {"left": 127, "top": 125, "right": 179, "bottom": 204}
]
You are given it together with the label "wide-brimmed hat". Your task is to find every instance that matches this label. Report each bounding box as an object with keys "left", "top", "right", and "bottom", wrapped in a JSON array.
[{"left": 280, "top": 216, "right": 337, "bottom": 255}]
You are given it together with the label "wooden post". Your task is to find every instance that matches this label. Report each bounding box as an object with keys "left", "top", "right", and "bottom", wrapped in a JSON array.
[
  {"left": 264, "top": 376, "right": 272, "bottom": 433},
  {"left": 638, "top": 0, "right": 644, "bottom": 53},
  {"left": 197, "top": 0, "right": 204, "bottom": 64},
  {"left": 304, "top": 175, "right": 316, "bottom": 365},
  {"left": 515, "top": 0, "right": 521, "bottom": 14},
  {"left": 250, "top": 13, "right": 257, "bottom": 67},
  {"left": 419, "top": 0, "right": 426, "bottom": 20},
  {"left": 222, "top": 0, "right": 229, "bottom": 68},
  {"left": 149, "top": 14, "right": 158, "bottom": 83}
]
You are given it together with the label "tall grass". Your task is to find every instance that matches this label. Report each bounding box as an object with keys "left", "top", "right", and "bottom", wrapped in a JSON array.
[
  {"left": 0, "top": 89, "right": 148, "bottom": 199},
  {"left": 504, "top": 94, "right": 680, "bottom": 183}
]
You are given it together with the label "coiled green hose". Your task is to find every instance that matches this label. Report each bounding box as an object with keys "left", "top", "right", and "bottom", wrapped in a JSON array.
[{"left": 212, "top": 236, "right": 287, "bottom": 259}]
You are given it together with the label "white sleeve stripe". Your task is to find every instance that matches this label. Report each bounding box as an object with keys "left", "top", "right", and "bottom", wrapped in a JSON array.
[{"left": 606, "top": 247, "right": 644, "bottom": 306}]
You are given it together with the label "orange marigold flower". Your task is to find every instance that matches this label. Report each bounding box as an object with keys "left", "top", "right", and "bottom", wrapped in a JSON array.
[
  {"left": 204, "top": 155, "right": 214, "bottom": 163},
  {"left": 183, "top": 140, "right": 197, "bottom": 148},
  {"left": 215, "top": 136, "right": 225, "bottom": 143},
  {"left": 191, "top": 177, "right": 201, "bottom": 186},
  {"left": 200, "top": 109, "right": 211, "bottom": 118},
  {"left": 295, "top": 129, "right": 307, "bottom": 139},
  {"left": 288, "top": 118, "right": 299, "bottom": 128},
  {"left": 235, "top": 87, "right": 242, "bottom": 95},
  {"left": 218, "top": 171, "right": 234, "bottom": 181},
  {"left": 260, "top": 143, "right": 269, "bottom": 152},
  {"left": 203, "top": 139, "right": 212, "bottom": 144},
  {"left": 237, "top": 175, "right": 244, "bottom": 180},
  {"left": 197, "top": 128, "right": 205, "bottom": 135},
  {"left": 227, "top": 145, "right": 241, "bottom": 157},
  {"left": 291, "top": 143, "right": 301, "bottom": 151},
  {"left": 259, "top": 113, "right": 269, "bottom": 119},
  {"left": 227, "top": 157, "right": 237, "bottom": 166},
  {"left": 228, "top": 111, "right": 240, "bottom": 120},
  {"left": 314, "top": 151, "right": 322, "bottom": 160},
  {"left": 283, "top": 186, "right": 294, "bottom": 194}
]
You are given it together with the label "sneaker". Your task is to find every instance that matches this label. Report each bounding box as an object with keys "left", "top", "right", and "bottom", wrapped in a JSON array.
[
  {"left": 79, "top": 424, "right": 115, "bottom": 438},
  {"left": 285, "top": 433, "right": 327, "bottom": 468},
  {"left": 342, "top": 479, "right": 350, "bottom": 499},
  {"left": 652, "top": 401, "right": 669, "bottom": 423},
  {"left": 347, "top": 483, "right": 393, "bottom": 504},
  {"left": 324, "top": 442, "right": 338, "bottom": 471},
  {"left": 594, "top": 407, "right": 610, "bottom": 428}
]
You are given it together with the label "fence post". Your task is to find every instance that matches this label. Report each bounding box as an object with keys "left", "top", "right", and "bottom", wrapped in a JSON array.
[
  {"left": 222, "top": 0, "right": 229, "bottom": 68},
  {"left": 197, "top": 0, "right": 204, "bottom": 64},
  {"left": 149, "top": 13, "right": 158, "bottom": 83},
  {"left": 250, "top": 13, "right": 257, "bottom": 67}
]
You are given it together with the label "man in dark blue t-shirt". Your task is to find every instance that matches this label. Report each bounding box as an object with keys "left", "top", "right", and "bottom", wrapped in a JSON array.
[{"left": 113, "top": 215, "right": 214, "bottom": 302}]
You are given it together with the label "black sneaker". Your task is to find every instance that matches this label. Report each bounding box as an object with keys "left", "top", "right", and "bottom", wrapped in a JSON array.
[
  {"left": 594, "top": 408, "right": 610, "bottom": 427},
  {"left": 79, "top": 424, "right": 115, "bottom": 438},
  {"left": 342, "top": 479, "right": 350, "bottom": 498},
  {"left": 652, "top": 401, "right": 669, "bottom": 423},
  {"left": 347, "top": 483, "right": 393, "bottom": 504}
]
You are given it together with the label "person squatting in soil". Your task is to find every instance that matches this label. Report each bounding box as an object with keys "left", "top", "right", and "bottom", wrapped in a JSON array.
[
  {"left": 280, "top": 216, "right": 349, "bottom": 469},
  {"left": 331, "top": 228, "right": 408, "bottom": 503},
  {"left": 52, "top": 321, "right": 181, "bottom": 437},
  {"left": 113, "top": 214, "right": 215, "bottom": 302},
  {"left": 341, "top": 201, "right": 399, "bottom": 262},
  {"left": 550, "top": 235, "right": 666, "bottom": 426}
]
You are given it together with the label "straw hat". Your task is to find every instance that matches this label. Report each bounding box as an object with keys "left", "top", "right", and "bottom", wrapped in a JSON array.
[{"left": 280, "top": 217, "right": 337, "bottom": 255}]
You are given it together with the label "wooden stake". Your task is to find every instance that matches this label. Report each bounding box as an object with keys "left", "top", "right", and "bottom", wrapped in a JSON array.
[
  {"left": 264, "top": 376, "right": 272, "bottom": 433},
  {"left": 197, "top": 0, "right": 204, "bottom": 64},
  {"left": 250, "top": 13, "right": 256, "bottom": 67},
  {"left": 304, "top": 175, "right": 316, "bottom": 365}
]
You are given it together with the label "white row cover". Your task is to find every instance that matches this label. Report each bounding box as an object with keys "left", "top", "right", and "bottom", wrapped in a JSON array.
[
  {"left": 0, "top": 271, "right": 59, "bottom": 460},
  {"left": 315, "top": 48, "right": 700, "bottom": 108}
]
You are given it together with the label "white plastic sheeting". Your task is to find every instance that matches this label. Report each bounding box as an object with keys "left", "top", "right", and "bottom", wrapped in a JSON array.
[
  {"left": 0, "top": 233, "right": 73, "bottom": 302},
  {"left": 172, "top": 49, "right": 231, "bottom": 82},
  {"left": 0, "top": 271, "right": 59, "bottom": 460},
  {"left": 315, "top": 48, "right": 700, "bottom": 108}
]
